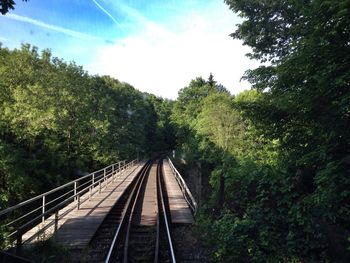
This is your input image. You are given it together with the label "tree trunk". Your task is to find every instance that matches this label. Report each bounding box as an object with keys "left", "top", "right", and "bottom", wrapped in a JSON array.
[
  {"left": 197, "top": 161, "right": 202, "bottom": 206},
  {"left": 218, "top": 172, "right": 225, "bottom": 209}
]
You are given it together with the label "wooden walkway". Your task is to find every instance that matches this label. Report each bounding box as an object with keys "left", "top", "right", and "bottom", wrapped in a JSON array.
[
  {"left": 22, "top": 163, "right": 144, "bottom": 248},
  {"left": 138, "top": 163, "right": 158, "bottom": 226},
  {"left": 162, "top": 159, "right": 193, "bottom": 224}
]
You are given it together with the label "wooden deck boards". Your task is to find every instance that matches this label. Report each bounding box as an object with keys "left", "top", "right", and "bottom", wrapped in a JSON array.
[
  {"left": 22, "top": 163, "right": 144, "bottom": 248},
  {"left": 138, "top": 164, "right": 158, "bottom": 226},
  {"left": 162, "top": 159, "right": 193, "bottom": 224},
  {"left": 21, "top": 159, "right": 193, "bottom": 250}
]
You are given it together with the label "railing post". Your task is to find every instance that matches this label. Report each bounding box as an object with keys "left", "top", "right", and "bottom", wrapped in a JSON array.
[
  {"left": 74, "top": 181, "right": 77, "bottom": 202},
  {"left": 104, "top": 168, "right": 107, "bottom": 189},
  {"left": 42, "top": 195, "right": 45, "bottom": 224},
  {"left": 118, "top": 162, "right": 121, "bottom": 171},
  {"left": 92, "top": 173, "right": 95, "bottom": 185},
  {"left": 77, "top": 195, "right": 80, "bottom": 210},
  {"left": 89, "top": 186, "right": 92, "bottom": 200},
  {"left": 112, "top": 164, "right": 115, "bottom": 182},
  {"left": 99, "top": 181, "right": 101, "bottom": 193},
  {"left": 16, "top": 231, "right": 22, "bottom": 254},
  {"left": 54, "top": 211, "right": 59, "bottom": 232}
]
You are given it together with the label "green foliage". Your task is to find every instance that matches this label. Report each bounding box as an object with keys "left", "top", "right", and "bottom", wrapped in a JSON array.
[
  {"left": 22, "top": 239, "right": 71, "bottom": 263},
  {"left": 1, "top": 1, "right": 349, "bottom": 259},
  {"left": 174, "top": 1, "right": 350, "bottom": 258},
  {"left": 145, "top": 94, "right": 176, "bottom": 152},
  {"left": 0, "top": 44, "right": 173, "bottom": 214},
  {"left": 196, "top": 93, "right": 244, "bottom": 153},
  {"left": 225, "top": 0, "right": 350, "bottom": 259},
  {"left": 0, "top": 0, "right": 27, "bottom": 15},
  {"left": 171, "top": 75, "right": 230, "bottom": 162}
]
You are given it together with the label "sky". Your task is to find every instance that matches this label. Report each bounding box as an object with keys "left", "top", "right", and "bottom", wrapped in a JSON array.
[{"left": 0, "top": 0, "right": 259, "bottom": 99}]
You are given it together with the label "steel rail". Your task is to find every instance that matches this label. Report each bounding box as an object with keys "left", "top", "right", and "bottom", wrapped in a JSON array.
[
  {"left": 105, "top": 160, "right": 152, "bottom": 263},
  {"left": 157, "top": 159, "right": 176, "bottom": 263},
  {"left": 154, "top": 210, "right": 160, "bottom": 263},
  {"left": 122, "top": 160, "right": 154, "bottom": 263}
]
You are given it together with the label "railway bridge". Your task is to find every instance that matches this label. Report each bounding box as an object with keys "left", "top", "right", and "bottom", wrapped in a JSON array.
[{"left": 0, "top": 157, "right": 198, "bottom": 262}]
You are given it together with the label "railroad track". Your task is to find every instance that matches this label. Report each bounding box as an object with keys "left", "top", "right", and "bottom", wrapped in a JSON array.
[{"left": 82, "top": 159, "right": 176, "bottom": 263}]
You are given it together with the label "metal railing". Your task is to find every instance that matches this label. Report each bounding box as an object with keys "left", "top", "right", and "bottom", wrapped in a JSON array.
[
  {"left": 0, "top": 159, "right": 138, "bottom": 250},
  {"left": 166, "top": 157, "right": 198, "bottom": 215}
]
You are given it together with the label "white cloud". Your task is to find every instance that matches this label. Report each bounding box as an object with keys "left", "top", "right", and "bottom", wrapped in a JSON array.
[{"left": 86, "top": 2, "right": 260, "bottom": 99}]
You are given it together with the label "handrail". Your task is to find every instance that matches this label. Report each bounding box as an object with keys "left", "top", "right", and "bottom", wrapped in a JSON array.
[
  {"left": 166, "top": 157, "right": 198, "bottom": 215},
  {"left": 0, "top": 161, "right": 125, "bottom": 217},
  {"left": 0, "top": 159, "right": 138, "bottom": 250}
]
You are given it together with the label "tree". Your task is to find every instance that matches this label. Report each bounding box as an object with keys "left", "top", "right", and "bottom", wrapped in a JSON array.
[
  {"left": 223, "top": 0, "right": 350, "bottom": 261},
  {"left": 172, "top": 75, "right": 229, "bottom": 148},
  {"left": 196, "top": 93, "right": 244, "bottom": 208},
  {"left": 0, "top": 43, "right": 172, "bottom": 216},
  {"left": 145, "top": 94, "right": 176, "bottom": 151},
  {"left": 0, "top": 0, "right": 27, "bottom": 15},
  {"left": 207, "top": 73, "right": 216, "bottom": 88}
]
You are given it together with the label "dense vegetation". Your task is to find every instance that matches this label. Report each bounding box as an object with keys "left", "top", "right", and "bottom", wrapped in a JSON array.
[
  {"left": 0, "top": 44, "right": 175, "bottom": 212},
  {"left": 170, "top": 1, "right": 350, "bottom": 262},
  {"left": 1, "top": 0, "right": 349, "bottom": 262}
]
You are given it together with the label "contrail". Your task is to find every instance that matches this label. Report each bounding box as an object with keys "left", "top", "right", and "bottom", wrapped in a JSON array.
[
  {"left": 91, "top": 0, "right": 120, "bottom": 26},
  {"left": 5, "top": 14, "right": 100, "bottom": 41}
]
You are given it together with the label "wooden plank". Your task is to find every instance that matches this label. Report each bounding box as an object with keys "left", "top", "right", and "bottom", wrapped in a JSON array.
[
  {"left": 138, "top": 164, "right": 158, "bottom": 226},
  {"left": 22, "top": 163, "right": 144, "bottom": 248},
  {"left": 162, "top": 159, "right": 193, "bottom": 224},
  {"left": 53, "top": 164, "right": 144, "bottom": 248}
]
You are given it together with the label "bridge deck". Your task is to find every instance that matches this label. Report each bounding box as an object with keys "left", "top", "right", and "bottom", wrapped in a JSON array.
[
  {"left": 138, "top": 163, "right": 158, "bottom": 226},
  {"left": 22, "top": 163, "right": 144, "bottom": 248},
  {"left": 162, "top": 159, "right": 193, "bottom": 224}
]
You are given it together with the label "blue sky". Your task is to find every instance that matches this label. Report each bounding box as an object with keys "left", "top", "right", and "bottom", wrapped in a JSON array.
[{"left": 0, "top": 0, "right": 259, "bottom": 99}]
